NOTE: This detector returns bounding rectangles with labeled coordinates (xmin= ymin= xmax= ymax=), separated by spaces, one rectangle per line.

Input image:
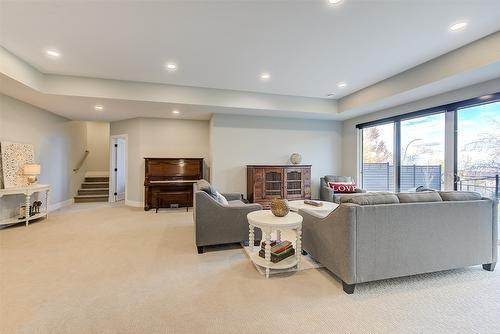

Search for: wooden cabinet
xmin=247 ymin=165 xmax=311 ymax=208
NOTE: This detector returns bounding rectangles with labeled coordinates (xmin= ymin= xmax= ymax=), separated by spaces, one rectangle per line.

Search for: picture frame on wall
xmin=0 ymin=141 xmax=35 ymax=189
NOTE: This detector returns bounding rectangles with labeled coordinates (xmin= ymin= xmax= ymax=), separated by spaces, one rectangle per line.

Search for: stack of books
xmin=258 ymin=240 xmax=295 ymax=263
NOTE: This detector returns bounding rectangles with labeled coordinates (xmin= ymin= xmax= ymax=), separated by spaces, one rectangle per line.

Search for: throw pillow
xmin=200 ymin=186 xmax=228 ymax=205
xmin=328 ymin=182 xmax=357 ymax=193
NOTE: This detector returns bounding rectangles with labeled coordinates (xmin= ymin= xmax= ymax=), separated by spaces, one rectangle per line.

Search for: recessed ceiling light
xmin=449 ymin=21 xmax=468 ymax=32
xmin=166 ymin=63 xmax=177 ymax=71
xmin=172 ymin=110 xmax=180 ymax=114
xmin=328 ymin=0 xmax=343 ymax=4
xmin=46 ymin=49 xmax=60 ymax=57
xmin=337 ymin=82 xmax=347 ymax=88
xmin=260 ymin=73 xmax=271 ymax=80
xmin=479 ymin=94 xmax=493 ymax=100
xmin=94 ymin=105 xmax=104 ymax=111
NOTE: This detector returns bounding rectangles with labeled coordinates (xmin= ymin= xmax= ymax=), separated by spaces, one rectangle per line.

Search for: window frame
xmin=357 ymin=92 xmax=500 ymax=192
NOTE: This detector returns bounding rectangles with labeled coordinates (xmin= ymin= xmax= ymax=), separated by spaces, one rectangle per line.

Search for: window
xmin=457 ymin=101 xmax=500 ymax=199
xmin=356 ymin=92 xmax=499 ymax=195
xmin=361 ymin=123 xmax=394 ymax=191
xmin=400 ymin=113 xmax=445 ymax=191
xmin=357 ymin=93 xmax=499 ymax=241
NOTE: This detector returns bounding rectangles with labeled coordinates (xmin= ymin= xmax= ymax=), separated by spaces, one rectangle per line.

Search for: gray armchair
xmin=320 ymin=175 xmax=366 ymax=203
xmin=193 ymin=181 xmax=262 ymax=254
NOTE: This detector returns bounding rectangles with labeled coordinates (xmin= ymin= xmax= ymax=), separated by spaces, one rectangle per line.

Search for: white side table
xmin=288 ymin=200 xmax=338 ymax=218
xmin=247 ymin=210 xmax=303 ymax=278
xmin=0 ymin=184 xmax=50 ymax=227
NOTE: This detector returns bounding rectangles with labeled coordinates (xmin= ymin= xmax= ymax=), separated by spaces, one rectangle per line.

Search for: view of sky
xmin=457 ymin=101 xmax=500 ymax=172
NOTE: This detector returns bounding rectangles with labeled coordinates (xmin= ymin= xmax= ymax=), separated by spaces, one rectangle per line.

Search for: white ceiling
xmin=1 ymin=0 xmax=500 ymax=99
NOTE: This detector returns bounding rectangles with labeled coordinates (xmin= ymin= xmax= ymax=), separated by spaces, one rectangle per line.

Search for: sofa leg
xmin=197 ymin=246 xmax=204 ymax=254
xmin=483 ymin=263 xmax=496 ymax=271
xmin=301 ymin=249 xmax=308 ymax=256
xmin=254 ymin=239 xmax=261 ymax=247
xmin=342 ymin=281 xmax=356 ymax=294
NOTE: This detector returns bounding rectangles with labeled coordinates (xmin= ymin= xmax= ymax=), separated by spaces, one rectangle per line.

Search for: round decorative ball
xmin=271 ymin=199 xmax=289 ymax=217
xmin=290 ymin=153 xmax=302 ymax=165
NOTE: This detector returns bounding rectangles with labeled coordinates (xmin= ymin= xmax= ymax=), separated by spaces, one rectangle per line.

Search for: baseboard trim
xmin=49 ymin=198 xmax=74 ymax=212
xmin=125 ymin=200 xmax=143 ymax=208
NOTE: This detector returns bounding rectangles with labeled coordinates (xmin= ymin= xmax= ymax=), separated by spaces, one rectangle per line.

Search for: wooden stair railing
xmin=73 ymin=150 xmax=90 ymax=172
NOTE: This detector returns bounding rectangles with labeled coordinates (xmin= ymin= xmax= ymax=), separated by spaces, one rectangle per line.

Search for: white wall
xmin=110 ymin=117 xmax=210 ymax=205
xmin=341 ymin=77 xmax=500 ymax=179
xmin=211 ymin=114 xmax=342 ymax=199
xmin=85 ymin=121 xmax=110 ymax=173
xmin=0 ymin=94 xmax=86 ymax=219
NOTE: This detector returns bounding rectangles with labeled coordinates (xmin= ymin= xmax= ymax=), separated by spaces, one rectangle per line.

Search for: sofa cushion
xmin=338 ymin=193 xmax=367 ymax=203
xmin=438 ymin=191 xmax=482 ymax=201
xmin=343 ymin=192 xmax=399 ymax=205
xmin=325 ymin=175 xmax=352 ymax=183
xmin=397 ymin=191 xmax=443 ymax=203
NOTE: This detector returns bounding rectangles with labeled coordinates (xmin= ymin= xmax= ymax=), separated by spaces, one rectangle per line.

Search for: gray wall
xmin=0 ymin=94 xmax=87 ymax=219
xmin=85 ymin=121 xmax=110 ymax=173
xmin=210 ymin=114 xmax=343 ymax=199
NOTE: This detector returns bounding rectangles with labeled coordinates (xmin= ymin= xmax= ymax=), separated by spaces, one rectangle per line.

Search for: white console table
xmin=0 ymin=184 xmax=50 ymax=227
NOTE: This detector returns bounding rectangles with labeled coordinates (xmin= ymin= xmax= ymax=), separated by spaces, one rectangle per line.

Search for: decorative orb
xmin=271 ymin=199 xmax=289 ymax=217
xmin=290 ymin=153 xmax=302 ymax=165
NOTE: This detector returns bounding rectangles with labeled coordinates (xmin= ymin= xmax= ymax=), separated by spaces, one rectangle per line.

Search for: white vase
xmin=290 ymin=153 xmax=302 ymax=165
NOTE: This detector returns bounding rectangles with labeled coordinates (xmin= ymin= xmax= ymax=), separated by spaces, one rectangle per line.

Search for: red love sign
xmin=327 ymin=182 xmax=357 ymax=193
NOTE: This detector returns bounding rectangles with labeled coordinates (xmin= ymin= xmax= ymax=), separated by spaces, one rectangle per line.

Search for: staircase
xmin=74 ymin=176 xmax=109 ymax=203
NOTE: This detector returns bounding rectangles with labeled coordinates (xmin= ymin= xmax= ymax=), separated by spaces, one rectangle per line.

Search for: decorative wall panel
xmin=0 ymin=141 xmax=35 ymax=188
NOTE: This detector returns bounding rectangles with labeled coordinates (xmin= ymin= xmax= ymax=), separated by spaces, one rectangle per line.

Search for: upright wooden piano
xmin=144 ymin=158 xmax=203 ymax=211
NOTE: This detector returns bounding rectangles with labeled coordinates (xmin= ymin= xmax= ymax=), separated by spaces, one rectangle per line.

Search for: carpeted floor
xmin=1 ymin=203 xmax=499 ymax=334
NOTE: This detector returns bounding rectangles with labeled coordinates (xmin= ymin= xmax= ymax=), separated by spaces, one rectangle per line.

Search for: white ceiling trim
xmin=0 ymin=46 xmax=339 ymax=120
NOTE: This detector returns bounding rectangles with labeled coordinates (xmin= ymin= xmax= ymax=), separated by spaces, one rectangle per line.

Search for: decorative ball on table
xmin=271 ymin=198 xmax=289 ymax=217
xmin=290 ymin=153 xmax=302 ymax=165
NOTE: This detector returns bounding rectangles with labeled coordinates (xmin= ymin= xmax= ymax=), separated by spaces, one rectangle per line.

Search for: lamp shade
xmin=23 ymin=163 xmax=41 ymax=176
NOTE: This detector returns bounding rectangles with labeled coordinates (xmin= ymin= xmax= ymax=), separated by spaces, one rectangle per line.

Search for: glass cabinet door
xmin=285 ymin=169 xmax=303 ymax=198
xmin=263 ymin=169 xmax=283 ymax=199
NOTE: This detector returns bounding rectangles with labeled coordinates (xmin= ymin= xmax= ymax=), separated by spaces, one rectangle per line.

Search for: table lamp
xmin=23 ymin=163 xmax=41 ymax=185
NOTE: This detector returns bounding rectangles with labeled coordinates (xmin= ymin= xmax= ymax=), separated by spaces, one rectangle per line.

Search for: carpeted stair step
xmin=81 ymin=182 xmax=109 ymax=189
xmin=74 ymin=194 xmax=109 ymax=203
xmin=78 ymin=188 xmax=109 ymax=195
xmin=85 ymin=176 xmax=109 ymax=183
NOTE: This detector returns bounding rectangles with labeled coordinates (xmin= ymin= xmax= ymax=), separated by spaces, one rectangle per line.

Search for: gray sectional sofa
xmin=193 ymin=180 xmax=262 ymax=254
xmin=300 ymin=191 xmax=498 ymax=294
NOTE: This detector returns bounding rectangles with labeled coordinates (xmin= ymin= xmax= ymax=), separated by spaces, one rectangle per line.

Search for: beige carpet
xmin=1 ymin=203 xmax=499 ymax=334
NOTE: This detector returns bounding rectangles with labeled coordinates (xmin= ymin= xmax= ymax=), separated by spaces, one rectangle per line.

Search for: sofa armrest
xmin=195 ymin=192 xmax=262 ymax=246
xmin=320 ymin=185 xmax=335 ymax=202
xmin=484 ymin=197 xmax=498 ymax=264
xmin=299 ymin=204 xmax=358 ymax=284
xmin=222 ymin=192 xmax=243 ymax=201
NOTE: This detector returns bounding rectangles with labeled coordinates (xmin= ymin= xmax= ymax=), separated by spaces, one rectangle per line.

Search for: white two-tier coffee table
xmin=247 ymin=210 xmax=303 ymax=278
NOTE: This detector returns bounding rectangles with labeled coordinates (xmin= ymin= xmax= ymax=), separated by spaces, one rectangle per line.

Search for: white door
xmin=113 ymin=138 xmax=126 ymax=201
